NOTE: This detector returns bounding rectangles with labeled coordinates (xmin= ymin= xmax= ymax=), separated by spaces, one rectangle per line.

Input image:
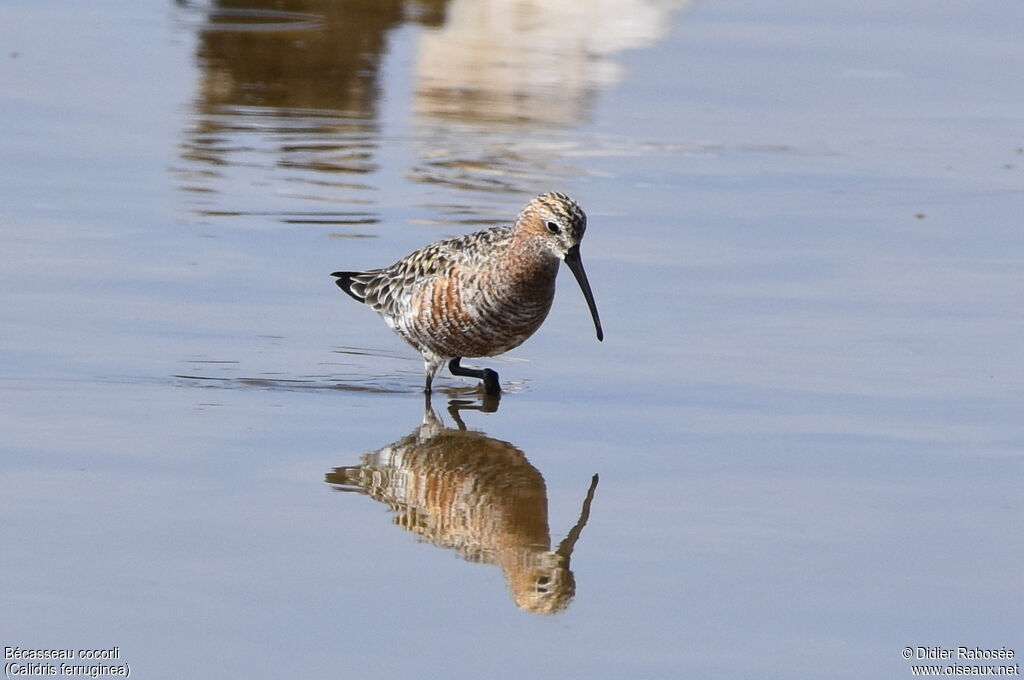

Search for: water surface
xmin=2 ymin=1 xmax=1021 ymax=678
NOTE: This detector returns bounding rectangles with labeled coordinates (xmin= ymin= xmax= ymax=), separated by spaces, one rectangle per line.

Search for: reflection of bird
xmin=331 ymin=193 xmax=602 ymax=395
xmin=326 ymin=401 xmax=599 ymax=614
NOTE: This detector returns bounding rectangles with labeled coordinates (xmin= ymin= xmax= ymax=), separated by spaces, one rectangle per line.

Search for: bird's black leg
xmin=449 ymin=357 xmax=501 ymax=396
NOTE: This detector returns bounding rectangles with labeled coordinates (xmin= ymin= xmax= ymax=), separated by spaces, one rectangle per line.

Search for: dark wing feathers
xmin=330 ymin=226 xmax=513 ymax=315
xmin=330 ymin=271 xmax=367 ymax=303
xmin=331 ymin=268 xmax=397 ymax=315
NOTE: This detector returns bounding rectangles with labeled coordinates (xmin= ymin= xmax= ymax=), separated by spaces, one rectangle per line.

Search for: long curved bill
xmin=563 ymin=245 xmax=604 ymax=342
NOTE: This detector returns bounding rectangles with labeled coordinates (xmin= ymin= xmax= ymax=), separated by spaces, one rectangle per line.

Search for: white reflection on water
xmin=408 ymin=0 xmax=693 ymax=198
xmin=415 ymin=0 xmax=692 ymax=126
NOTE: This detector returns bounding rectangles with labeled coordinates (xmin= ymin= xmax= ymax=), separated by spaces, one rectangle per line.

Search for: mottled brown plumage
xmin=331 ymin=192 xmax=602 ymax=394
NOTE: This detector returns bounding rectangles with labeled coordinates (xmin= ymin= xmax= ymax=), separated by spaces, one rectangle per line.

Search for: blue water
xmin=2 ymin=1 xmax=1021 ymax=678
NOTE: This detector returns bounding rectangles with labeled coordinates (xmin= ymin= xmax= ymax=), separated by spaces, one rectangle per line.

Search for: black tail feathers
xmin=331 ymin=271 xmax=365 ymax=303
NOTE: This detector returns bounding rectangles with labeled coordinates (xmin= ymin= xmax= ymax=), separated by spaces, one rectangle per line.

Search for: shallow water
xmin=2 ymin=0 xmax=1022 ymax=677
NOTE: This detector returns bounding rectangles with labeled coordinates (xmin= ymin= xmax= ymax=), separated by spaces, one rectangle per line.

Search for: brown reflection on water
xmin=326 ymin=399 xmax=599 ymax=614
xmin=175 ymin=0 xmax=446 ymax=218
xmin=187 ymin=0 xmax=432 ymax=114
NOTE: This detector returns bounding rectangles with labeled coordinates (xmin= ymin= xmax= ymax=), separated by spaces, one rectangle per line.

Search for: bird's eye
xmin=546 ymin=221 xmax=561 ymax=234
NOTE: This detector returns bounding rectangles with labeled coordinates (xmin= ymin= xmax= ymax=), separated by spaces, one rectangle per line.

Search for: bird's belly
xmin=400 ymin=279 xmax=553 ymax=359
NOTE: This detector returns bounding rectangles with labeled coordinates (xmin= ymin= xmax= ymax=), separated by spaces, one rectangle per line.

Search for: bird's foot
xmin=481 ymin=369 xmax=500 ymax=396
